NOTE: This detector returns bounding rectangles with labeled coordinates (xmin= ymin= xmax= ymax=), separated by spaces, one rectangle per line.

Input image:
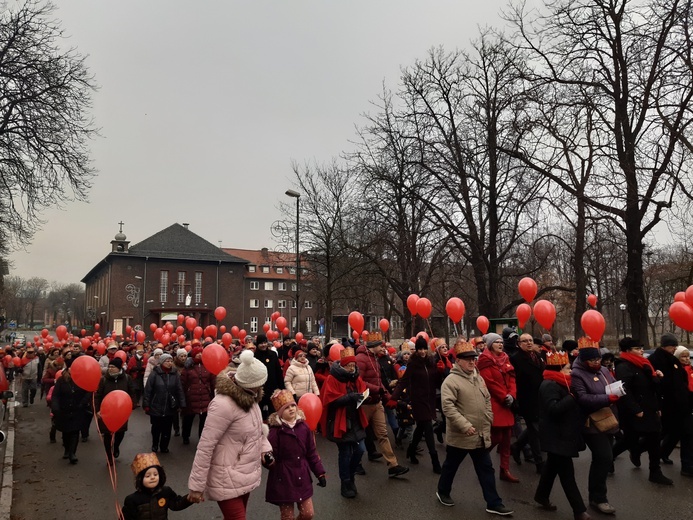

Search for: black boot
xmin=68 ymin=435 xmax=79 ymax=464
xmin=341 ymin=480 xmax=356 ymax=498
xmin=431 ymin=453 xmax=442 ymax=474
xmin=407 ymin=444 xmax=419 ymax=464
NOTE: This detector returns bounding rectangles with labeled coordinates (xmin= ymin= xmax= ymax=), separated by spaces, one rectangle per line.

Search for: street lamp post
xmin=619 ymin=303 xmax=627 ymax=337
xmin=285 ymin=189 xmax=301 ymax=335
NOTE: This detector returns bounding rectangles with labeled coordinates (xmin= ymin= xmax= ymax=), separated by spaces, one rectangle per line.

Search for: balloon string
xmin=92 ymin=393 xmax=124 ymax=520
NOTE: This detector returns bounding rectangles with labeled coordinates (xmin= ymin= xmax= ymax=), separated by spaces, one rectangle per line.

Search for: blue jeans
xmin=437 ymin=445 xmax=503 ymax=508
xmin=337 ymin=440 xmax=366 ymax=482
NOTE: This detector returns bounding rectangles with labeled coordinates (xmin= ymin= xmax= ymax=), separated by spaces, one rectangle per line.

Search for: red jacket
xmin=355 ymin=345 xmax=388 ymax=403
xmin=477 ymin=349 xmax=517 ymax=428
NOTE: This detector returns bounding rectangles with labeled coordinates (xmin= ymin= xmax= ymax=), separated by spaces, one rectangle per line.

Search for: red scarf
xmin=480 ymin=347 xmax=510 ymax=369
xmin=620 ymin=352 xmax=656 ymax=377
xmin=543 ymin=369 xmax=572 ymax=390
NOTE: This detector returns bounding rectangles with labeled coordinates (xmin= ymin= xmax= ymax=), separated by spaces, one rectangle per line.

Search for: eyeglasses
xmin=519 ymin=339 xmax=532 ymax=343
xmin=439 ymin=345 xmax=448 ymax=349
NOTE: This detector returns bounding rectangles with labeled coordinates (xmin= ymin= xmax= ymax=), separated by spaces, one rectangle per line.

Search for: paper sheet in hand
xmin=605 ymin=381 xmax=626 ymax=397
xmin=356 ymin=388 xmax=369 ymax=409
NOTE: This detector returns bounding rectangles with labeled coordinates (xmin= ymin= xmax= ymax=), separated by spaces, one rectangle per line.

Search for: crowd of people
xmin=3 ymin=326 xmax=692 ymax=520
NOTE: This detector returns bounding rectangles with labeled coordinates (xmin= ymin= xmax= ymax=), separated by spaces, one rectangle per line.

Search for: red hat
xmin=340 ymin=347 xmax=356 ymax=366
xmin=192 ymin=347 xmax=203 ymax=358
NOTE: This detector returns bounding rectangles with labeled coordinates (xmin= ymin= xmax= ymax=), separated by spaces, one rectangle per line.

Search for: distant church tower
xmin=111 ymin=221 xmax=130 ymax=253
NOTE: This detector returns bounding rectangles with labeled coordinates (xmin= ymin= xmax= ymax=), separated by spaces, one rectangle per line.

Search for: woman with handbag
xmin=570 ymin=339 xmax=619 ymax=516
xmin=143 ymin=353 xmax=186 ymax=453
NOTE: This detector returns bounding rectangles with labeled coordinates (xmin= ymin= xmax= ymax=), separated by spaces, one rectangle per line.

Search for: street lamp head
xmin=93 ymin=295 xmax=99 ymax=299
xmin=619 ymin=303 xmax=626 ymax=311
xmin=285 ymin=189 xmax=300 ymax=198
xmin=134 ymin=275 xmax=143 ymax=280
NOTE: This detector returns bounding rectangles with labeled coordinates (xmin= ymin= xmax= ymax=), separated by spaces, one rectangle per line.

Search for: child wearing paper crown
xmin=122 ymin=452 xmax=194 ymax=520
xmin=265 ymin=389 xmax=326 ymax=520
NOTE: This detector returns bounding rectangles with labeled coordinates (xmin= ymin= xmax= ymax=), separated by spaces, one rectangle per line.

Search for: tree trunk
xmin=624 ymin=209 xmax=648 ymax=345
xmin=573 ymin=194 xmax=587 ymax=337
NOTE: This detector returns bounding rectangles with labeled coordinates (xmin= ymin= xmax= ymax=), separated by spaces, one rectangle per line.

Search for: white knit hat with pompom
xmin=234 ymin=350 xmax=268 ymax=389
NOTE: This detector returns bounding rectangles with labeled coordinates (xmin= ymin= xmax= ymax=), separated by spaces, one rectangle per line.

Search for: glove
xmin=504 ymin=395 xmax=514 ymax=407
xmin=386 ymin=399 xmax=398 ymax=409
xmin=436 ymin=361 xmax=445 ymax=372
xmin=317 ymin=475 xmax=327 ymax=487
xmin=608 ymin=394 xmax=619 ymax=403
xmin=349 ymin=392 xmax=363 ymax=403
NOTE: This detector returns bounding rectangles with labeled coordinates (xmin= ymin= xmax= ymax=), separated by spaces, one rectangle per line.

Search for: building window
xmin=289 ymin=267 xmax=296 ymax=274
xmin=250 ymin=299 xmax=259 ymax=308
xmin=177 ymin=271 xmax=186 ymax=303
xmin=276 ymin=267 xmax=283 ymax=274
xmin=278 ymin=300 xmax=286 ymax=309
xmin=195 ymin=272 xmax=202 ymax=304
xmin=292 ymin=300 xmax=297 ymax=309
xmin=250 ymin=281 xmax=259 ymax=290
xmin=264 ymin=299 xmax=273 ymax=309
xmin=278 ymin=282 xmax=287 ymax=291
xmin=291 ymin=283 xmax=297 ymax=292
xmin=262 ymin=266 xmax=270 ymax=274
xmin=304 ymin=300 xmax=313 ymax=309
xmin=250 ymin=317 xmax=258 ymax=333
xmin=264 ymin=281 xmax=273 ymax=291
xmin=159 ymin=271 xmax=168 ymax=303
xmin=306 ymin=317 xmax=312 ymax=333
xmin=248 ymin=265 xmax=256 ymax=273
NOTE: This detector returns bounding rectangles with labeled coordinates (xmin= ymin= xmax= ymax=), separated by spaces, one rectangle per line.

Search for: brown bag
xmin=588 ymin=407 xmax=619 ymax=432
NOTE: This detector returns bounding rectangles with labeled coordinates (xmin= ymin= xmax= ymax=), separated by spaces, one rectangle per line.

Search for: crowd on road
xmin=3 ymin=327 xmax=692 ymax=520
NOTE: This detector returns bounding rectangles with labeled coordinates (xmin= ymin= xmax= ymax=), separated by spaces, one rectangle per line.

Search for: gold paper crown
xmin=271 ymin=389 xmax=295 ymax=412
xmin=578 ymin=337 xmax=599 ymax=349
xmin=131 ymin=452 xmax=160 ymax=477
xmin=341 ymin=347 xmax=356 ymax=359
xmin=453 ymin=339 xmax=476 ymax=357
xmin=366 ymin=332 xmax=382 ymax=343
xmin=546 ymin=351 xmax=570 ymax=366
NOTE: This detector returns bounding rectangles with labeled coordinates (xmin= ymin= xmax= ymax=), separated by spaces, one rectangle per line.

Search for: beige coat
xmin=284 ymin=358 xmax=320 ymax=398
xmin=441 ymin=364 xmax=493 ymax=450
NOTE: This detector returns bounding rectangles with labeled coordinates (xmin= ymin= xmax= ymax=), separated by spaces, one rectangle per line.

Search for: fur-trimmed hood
xmin=267 ymin=408 xmax=306 ymax=428
xmin=215 ymin=367 xmax=264 ymax=412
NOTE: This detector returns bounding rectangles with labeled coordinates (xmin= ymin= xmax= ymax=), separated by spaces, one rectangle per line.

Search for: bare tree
xmin=0 ymin=1 xmax=96 ymax=254
xmin=23 ymin=277 xmax=48 ymax=327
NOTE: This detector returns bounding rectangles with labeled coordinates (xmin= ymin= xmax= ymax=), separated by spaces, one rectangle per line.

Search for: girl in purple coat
xmin=265 ymin=389 xmax=326 ymax=520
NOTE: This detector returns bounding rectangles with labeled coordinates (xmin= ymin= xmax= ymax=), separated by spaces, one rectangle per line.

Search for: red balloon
xmin=207 ymin=325 xmax=218 ymax=339
xmin=675 ymin=291 xmax=686 ymax=302
xmin=219 ymin=325 xmax=226 ymax=334
xmin=193 ymin=327 xmax=203 ymax=340
xmin=149 ymin=323 xmax=158 ymax=332
xmin=352 ymin=330 xmax=360 ymax=341
xmin=587 ymin=294 xmax=598 ymax=308
xmin=185 ymin=317 xmax=197 ymax=331
xmin=41 ymin=329 xmax=49 ymax=338
xmin=361 ymin=330 xmax=369 ymax=340
xmin=518 ymin=277 xmax=538 ymax=303
xmin=165 ymin=322 xmax=174 ymax=333
xmin=96 ymin=343 xmax=106 ymax=355
xmin=125 ymin=325 xmax=132 ymax=336
xmin=580 ymin=309 xmax=606 ymax=341
xmin=136 ymin=330 xmax=146 ymax=343
xmin=416 ymin=298 xmax=432 ymax=320
xmin=298 ymin=393 xmax=323 ymax=431
xmin=534 ymin=300 xmax=557 ymax=330
xmin=80 ymin=329 xmax=86 ymax=337
xmin=445 ymin=297 xmax=465 ymax=323
xmin=416 ymin=331 xmax=429 ymax=343
xmin=221 ymin=332 xmax=233 ymax=347
xmin=282 ymin=327 xmax=290 ymax=336
xmin=295 ymin=332 xmax=304 ymax=342
xmin=477 ymin=316 xmax=490 ymax=334
xmin=685 ymin=285 xmax=693 ymax=307
xmin=100 ymin=390 xmax=133 ymax=432
xmin=177 ymin=314 xmax=185 ymax=325
xmin=154 ymin=328 xmax=164 ymax=340
xmin=407 ymin=294 xmax=419 ymax=316
xmin=271 ymin=311 xmax=280 ymax=321
xmin=114 ymin=350 xmax=127 ymax=362
xmin=94 ymin=323 xmax=100 ymax=331
xmin=276 ymin=316 xmax=288 ymax=331
xmin=239 ymin=329 xmax=247 ymax=341
xmin=202 ymin=343 xmax=229 ymax=375
xmin=230 ymin=326 xmax=240 ymax=338
xmin=516 ymin=304 xmax=532 ymax=329
xmin=56 ymin=325 xmax=68 ymax=340
xmin=55 ymin=369 xmax=63 ymax=380
xmin=175 ymin=326 xmax=184 ymax=336
xmin=71 ymin=355 xmax=101 ymax=392
xmin=379 ymin=319 xmax=389 ymax=333
xmin=160 ymin=333 xmax=171 ymax=346
xmin=80 ymin=338 xmax=90 ymax=349
xmin=263 ymin=323 xmax=270 ymax=333
xmin=214 ymin=306 xmax=227 ymax=321
xmin=12 ymin=357 xmax=21 ymax=367
xmin=669 ymin=301 xmax=693 ymax=331
xmin=348 ymin=311 xmax=364 ymax=334
xmin=329 ymin=343 xmax=345 ymax=361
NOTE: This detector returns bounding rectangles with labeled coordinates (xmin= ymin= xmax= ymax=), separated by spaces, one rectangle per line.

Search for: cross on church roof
xmin=118 ymin=221 xmax=125 ymax=233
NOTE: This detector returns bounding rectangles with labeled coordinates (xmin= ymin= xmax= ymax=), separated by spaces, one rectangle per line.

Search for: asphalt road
xmin=9 ymin=396 xmax=693 ymax=520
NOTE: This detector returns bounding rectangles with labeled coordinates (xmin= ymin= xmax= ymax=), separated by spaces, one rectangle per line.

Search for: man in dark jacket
xmin=254 ymin=334 xmax=285 ymax=420
xmin=648 ymin=332 xmax=692 ymax=471
xmin=510 ymin=333 xmax=545 ymax=472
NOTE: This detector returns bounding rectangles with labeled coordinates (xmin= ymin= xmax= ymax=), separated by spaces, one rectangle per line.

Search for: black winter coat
xmin=511 ymin=350 xmax=545 ymax=421
xmin=51 ymin=372 xmax=92 ymax=433
xmin=180 ymin=362 xmax=215 ymax=415
xmin=391 ymin=353 xmax=439 ymax=421
xmin=648 ymin=348 xmax=689 ymax=428
xmin=143 ymin=367 xmax=186 ymax=417
xmin=614 ymin=358 xmax=661 ymax=433
xmin=256 ymin=347 xmax=284 ymax=411
xmin=538 ymin=379 xmax=585 ymax=457
xmin=95 ymin=369 xmax=136 ymax=433
xmin=122 ymin=486 xmax=192 ymax=520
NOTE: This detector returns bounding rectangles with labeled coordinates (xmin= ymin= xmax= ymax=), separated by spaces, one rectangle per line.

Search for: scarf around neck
xmin=480 ymin=347 xmax=509 ymax=369
xmin=619 ymin=352 xmax=656 ymax=377
xmin=543 ymin=369 xmax=572 ymax=390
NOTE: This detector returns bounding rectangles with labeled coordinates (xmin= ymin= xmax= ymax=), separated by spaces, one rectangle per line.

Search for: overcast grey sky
xmin=8 ymin=0 xmax=513 ymax=284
